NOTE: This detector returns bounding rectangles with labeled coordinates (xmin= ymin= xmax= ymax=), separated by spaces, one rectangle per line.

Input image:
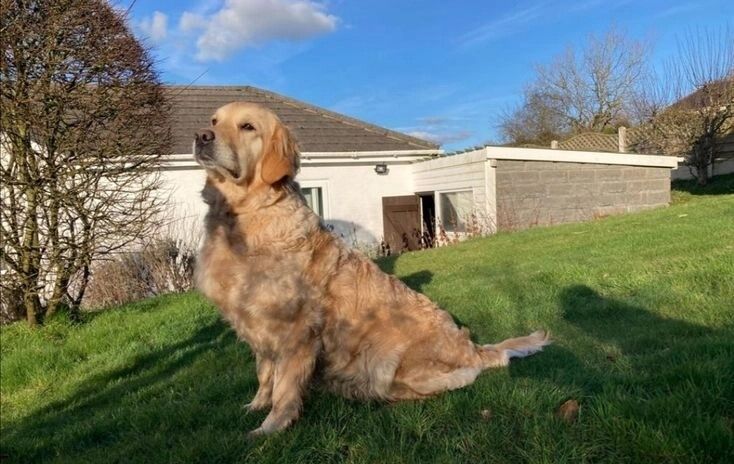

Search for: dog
xmin=193 ymin=102 xmax=550 ymax=437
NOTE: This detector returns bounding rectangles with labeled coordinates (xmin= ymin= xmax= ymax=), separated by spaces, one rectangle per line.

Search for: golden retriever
xmin=193 ymin=102 xmax=550 ymax=437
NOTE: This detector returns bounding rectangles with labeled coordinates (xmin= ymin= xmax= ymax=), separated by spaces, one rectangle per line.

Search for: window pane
xmin=440 ymin=190 xmax=472 ymax=232
xmin=301 ymin=187 xmax=323 ymax=217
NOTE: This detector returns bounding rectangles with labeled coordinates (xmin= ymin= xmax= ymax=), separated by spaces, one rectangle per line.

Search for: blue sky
xmin=120 ymin=0 xmax=731 ymax=151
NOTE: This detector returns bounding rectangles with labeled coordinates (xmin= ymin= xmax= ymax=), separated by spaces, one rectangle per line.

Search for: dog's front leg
xmin=248 ymin=340 xmax=318 ymax=437
xmin=245 ymin=354 xmax=274 ymax=412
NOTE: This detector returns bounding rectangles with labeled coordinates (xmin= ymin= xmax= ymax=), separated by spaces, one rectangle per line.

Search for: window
xmin=439 ymin=190 xmax=473 ymax=232
xmin=301 ymin=186 xmax=324 ymax=217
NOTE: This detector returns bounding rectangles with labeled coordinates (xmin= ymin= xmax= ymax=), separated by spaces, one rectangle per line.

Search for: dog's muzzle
xmin=194 ymin=129 xmax=216 ymax=161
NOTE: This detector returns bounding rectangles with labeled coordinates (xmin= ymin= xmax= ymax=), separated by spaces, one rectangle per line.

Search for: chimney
xmin=618 ymin=126 xmax=627 ymax=153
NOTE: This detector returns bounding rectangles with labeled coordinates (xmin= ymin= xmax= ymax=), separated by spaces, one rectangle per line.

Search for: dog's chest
xmin=196 ymin=236 xmax=317 ymax=344
xmin=195 ymin=237 xmax=240 ymax=308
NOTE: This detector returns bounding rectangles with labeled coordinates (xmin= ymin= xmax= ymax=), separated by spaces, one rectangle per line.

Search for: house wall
xmin=494 ymin=160 xmax=671 ymax=230
xmin=157 ymin=167 xmax=208 ymax=241
xmin=158 ymin=160 xmax=415 ymax=249
xmin=298 ymin=163 xmax=414 ymax=246
xmin=159 ymin=148 xmax=680 ymax=249
xmin=411 ymin=151 xmax=494 ymax=231
xmin=671 ymin=157 xmax=734 ymax=180
xmin=665 ymin=133 xmax=734 ymax=180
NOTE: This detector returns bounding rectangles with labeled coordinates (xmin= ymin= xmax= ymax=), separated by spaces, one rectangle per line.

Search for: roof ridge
xmin=166 ymin=85 xmax=438 ymax=150
xmin=243 ymin=86 xmax=439 ymax=149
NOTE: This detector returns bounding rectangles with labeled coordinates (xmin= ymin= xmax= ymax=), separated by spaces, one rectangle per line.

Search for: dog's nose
xmin=195 ymin=129 xmax=215 ymax=144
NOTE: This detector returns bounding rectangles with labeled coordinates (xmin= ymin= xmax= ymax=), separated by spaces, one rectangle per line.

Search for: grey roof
xmin=166 ymin=86 xmax=439 ymax=154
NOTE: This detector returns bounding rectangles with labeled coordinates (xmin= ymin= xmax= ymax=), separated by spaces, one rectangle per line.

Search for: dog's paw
xmin=247 ymin=427 xmax=264 ymax=439
xmin=243 ymin=400 xmax=270 ymax=413
xmin=246 ymin=427 xmax=271 ymax=440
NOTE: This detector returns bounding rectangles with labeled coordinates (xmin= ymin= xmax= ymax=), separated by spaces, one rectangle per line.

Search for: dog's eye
xmin=211 ymin=118 xmax=217 ymax=126
xmin=240 ymin=123 xmax=255 ymax=131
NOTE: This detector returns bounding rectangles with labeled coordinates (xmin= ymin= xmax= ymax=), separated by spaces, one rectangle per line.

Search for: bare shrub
xmin=634 ymin=27 xmax=734 ymax=185
xmin=327 ymin=222 xmax=384 ymax=258
xmin=83 ymin=237 xmax=196 ymax=310
xmin=501 ymin=27 xmax=650 ymax=145
xmin=436 ymin=211 xmax=496 ymax=247
xmin=82 ymin=256 xmax=148 ymax=310
xmin=1 ymin=0 xmax=172 ymax=325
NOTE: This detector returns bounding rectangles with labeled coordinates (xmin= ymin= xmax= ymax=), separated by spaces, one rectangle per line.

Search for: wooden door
xmin=382 ymin=195 xmax=421 ymax=253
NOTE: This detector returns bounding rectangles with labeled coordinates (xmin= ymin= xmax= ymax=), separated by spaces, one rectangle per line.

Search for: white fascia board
xmin=301 ymin=159 xmax=418 ymax=166
xmin=412 ymin=150 xmax=488 ymax=172
xmin=301 ymin=150 xmax=443 ymax=158
xmin=483 ymin=146 xmax=683 ymax=168
xmin=163 ymin=150 xmax=441 ymax=169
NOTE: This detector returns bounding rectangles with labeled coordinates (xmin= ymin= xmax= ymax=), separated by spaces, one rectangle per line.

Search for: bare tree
xmin=0 ymin=0 xmax=172 ymax=325
xmin=500 ymin=88 xmax=569 ymax=146
xmin=634 ymin=27 xmax=734 ymax=185
xmin=500 ymin=28 xmax=649 ymax=145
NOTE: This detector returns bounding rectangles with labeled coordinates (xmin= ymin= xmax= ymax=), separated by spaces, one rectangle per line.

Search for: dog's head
xmin=194 ymin=102 xmax=299 ymax=187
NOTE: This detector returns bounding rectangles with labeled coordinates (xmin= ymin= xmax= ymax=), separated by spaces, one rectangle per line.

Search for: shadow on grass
xmin=375 ymin=255 xmax=398 ymax=274
xmin=1 ymin=266 xmax=456 ymax=464
xmin=1 ymin=318 xmax=249 ymax=463
xmin=671 ymin=172 xmax=734 ymax=196
xmin=398 ymin=270 xmax=434 ymax=293
xmin=376 ymin=255 xmax=434 ymax=294
xmin=512 ymin=284 xmax=733 ymax=391
xmin=6 ymin=283 xmax=732 ymax=462
xmin=509 ymin=284 xmax=734 ymax=461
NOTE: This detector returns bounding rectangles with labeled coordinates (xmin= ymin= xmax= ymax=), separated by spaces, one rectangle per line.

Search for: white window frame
xmin=299 ymin=179 xmax=331 ymax=219
xmin=437 ymin=188 xmax=475 ymax=233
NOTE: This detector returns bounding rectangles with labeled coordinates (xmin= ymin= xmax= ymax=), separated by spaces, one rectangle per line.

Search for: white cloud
xmin=138 ymin=11 xmax=168 ymax=43
xmin=401 ymin=113 xmax=475 ymax=146
xmin=406 ymin=129 xmax=473 ymax=146
xmin=181 ymin=0 xmax=338 ymax=62
xmin=179 ymin=11 xmax=208 ymax=33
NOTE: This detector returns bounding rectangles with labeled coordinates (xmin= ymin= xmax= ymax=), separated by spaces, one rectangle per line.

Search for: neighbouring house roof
xmin=166 ymin=85 xmax=439 ymax=154
xmin=671 ymin=79 xmax=734 ymax=111
xmin=505 ymin=81 xmax=734 ymax=156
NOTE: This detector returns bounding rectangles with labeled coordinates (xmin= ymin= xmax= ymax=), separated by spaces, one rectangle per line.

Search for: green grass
xmin=2 ymin=175 xmax=734 ymax=464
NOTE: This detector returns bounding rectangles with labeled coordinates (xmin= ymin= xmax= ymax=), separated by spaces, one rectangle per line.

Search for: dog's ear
xmin=261 ymin=123 xmax=299 ymax=185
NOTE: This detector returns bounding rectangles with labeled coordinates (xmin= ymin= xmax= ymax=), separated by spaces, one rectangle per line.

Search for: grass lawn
xmin=2 ymin=175 xmax=733 ymax=463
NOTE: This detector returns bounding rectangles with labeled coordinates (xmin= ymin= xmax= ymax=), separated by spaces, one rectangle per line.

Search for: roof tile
xmin=167 ymin=86 xmax=439 ymax=154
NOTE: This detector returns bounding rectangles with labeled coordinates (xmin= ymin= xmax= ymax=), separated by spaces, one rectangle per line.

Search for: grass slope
xmin=2 ymin=176 xmax=733 ymax=463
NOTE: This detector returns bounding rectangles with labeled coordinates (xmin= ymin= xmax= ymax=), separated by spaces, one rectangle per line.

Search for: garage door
xmin=382 ymin=195 xmax=421 ymax=253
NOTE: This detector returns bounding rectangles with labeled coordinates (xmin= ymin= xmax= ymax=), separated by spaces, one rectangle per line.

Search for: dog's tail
xmin=477 ymin=330 xmax=551 ymax=368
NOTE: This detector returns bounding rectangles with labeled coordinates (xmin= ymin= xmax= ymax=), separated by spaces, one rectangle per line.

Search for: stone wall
xmin=495 ymin=160 xmax=671 ymax=230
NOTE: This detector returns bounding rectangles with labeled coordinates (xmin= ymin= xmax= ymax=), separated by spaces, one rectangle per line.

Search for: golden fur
xmin=193 ymin=102 xmax=550 ymax=436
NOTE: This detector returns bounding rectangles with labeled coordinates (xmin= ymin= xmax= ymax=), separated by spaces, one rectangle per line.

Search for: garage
xmin=410 ymin=145 xmax=680 ymax=243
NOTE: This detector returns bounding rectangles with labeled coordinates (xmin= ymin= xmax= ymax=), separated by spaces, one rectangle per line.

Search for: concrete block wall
xmin=495 ymin=160 xmax=671 ymax=230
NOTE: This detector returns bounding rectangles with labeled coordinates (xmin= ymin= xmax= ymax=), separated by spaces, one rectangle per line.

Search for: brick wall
xmin=495 ymin=160 xmax=671 ymax=230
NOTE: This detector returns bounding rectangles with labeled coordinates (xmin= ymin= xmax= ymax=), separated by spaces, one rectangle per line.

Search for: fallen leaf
xmin=556 ymin=399 xmax=579 ymax=423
